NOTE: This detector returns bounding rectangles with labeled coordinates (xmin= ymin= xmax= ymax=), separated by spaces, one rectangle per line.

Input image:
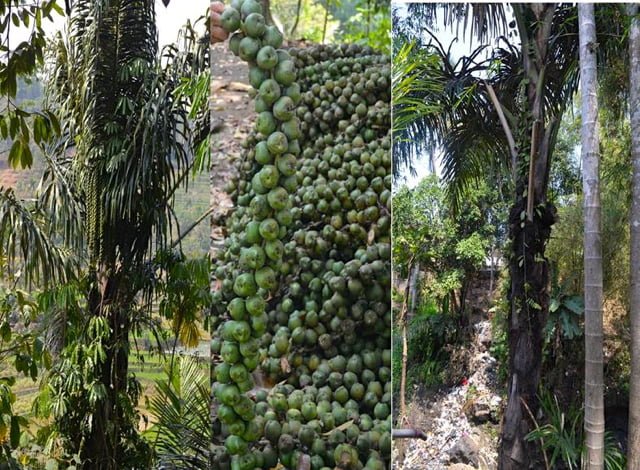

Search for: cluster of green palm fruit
xmin=212 ymin=3 xmax=390 ymax=469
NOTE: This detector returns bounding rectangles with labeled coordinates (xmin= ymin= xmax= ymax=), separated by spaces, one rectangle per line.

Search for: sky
xmin=7 ymin=0 xmax=208 ymax=48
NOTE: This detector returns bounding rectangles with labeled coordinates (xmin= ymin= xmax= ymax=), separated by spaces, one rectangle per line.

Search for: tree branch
xmin=483 ymin=80 xmax=518 ymax=183
xmin=393 ymin=428 xmax=428 ymax=440
xmin=170 ymin=205 xmax=216 ymax=249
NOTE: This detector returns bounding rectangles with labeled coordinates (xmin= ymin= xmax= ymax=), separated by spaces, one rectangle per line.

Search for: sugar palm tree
xmin=46 ymin=2 xmax=208 ymax=466
xmin=393 ymin=4 xmax=624 ymax=468
xmin=1 ymin=0 xmax=209 ymax=467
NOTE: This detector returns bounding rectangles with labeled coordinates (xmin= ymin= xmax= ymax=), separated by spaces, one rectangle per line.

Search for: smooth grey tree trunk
xmin=628 ymin=4 xmax=640 ymax=468
xmin=579 ymin=4 xmax=605 ymax=469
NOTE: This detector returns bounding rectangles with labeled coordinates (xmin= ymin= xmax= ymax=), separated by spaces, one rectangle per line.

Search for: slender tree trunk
xmin=450 ymin=289 xmax=458 ymax=315
xmin=579 ymin=4 xmax=605 ymax=468
xmin=499 ymin=5 xmax=559 ymax=468
xmin=408 ymin=262 xmax=419 ymax=316
xmin=290 ymin=0 xmax=303 ymax=37
xmin=460 ymin=279 xmax=468 ymax=316
xmin=321 ymin=5 xmax=328 ymax=44
xmin=400 ymin=318 xmax=408 ymax=418
xmin=628 ymin=4 xmax=640 ymax=467
xmin=489 ymin=244 xmax=495 ymax=296
xmin=398 ymin=258 xmax=414 ymax=424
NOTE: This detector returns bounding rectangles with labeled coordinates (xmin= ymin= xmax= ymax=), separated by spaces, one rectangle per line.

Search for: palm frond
xmin=147 ymin=356 xmax=210 ymax=469
xmin=398 ymin=3 xmax=510 ymax=46
xmin=0 ymin=188 xmax=76 ymax=287
xmin=36 ymin=153 xmax=86 ymax=257
xmin=392 ymin=41 xmax=443 ymax=176
xmin=392 ymin=36 xmax=513 ymax=209
xmin=391 ymin=4 xmax=591 ymax=210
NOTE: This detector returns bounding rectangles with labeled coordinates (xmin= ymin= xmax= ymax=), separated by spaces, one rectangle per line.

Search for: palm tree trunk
xmin=628 ymin=4 xmax=640 ymax=468
xmin=82 ymin=270 xmax=135 ymax=470
xmin=501 ymin=188 xmax=555 ymax=470
xmin=579 ymin=5 xmax=605 ymax=468
xmin=499 ymin=6 xmax=559 ymax=468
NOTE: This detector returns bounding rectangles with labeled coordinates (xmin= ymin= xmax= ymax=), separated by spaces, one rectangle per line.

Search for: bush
xmin=404 ymin=299 xmax=456 ymax=389
xmin=526 ymin=390 xmax=626 ymax=470
xmin=489 ymin=274 xmax=510 ymax=384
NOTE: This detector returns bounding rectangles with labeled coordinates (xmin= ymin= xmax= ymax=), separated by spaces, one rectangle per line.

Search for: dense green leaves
xmin=0 ymin=0 xmax=64 ymax=168
xmin=0 ymin=188 xmax=75 ymax=286
xmin=146 ymin=356 xmax=210 ymax=469
xmin=0 ymin=284 xmax=53 ymax=462
xmin=392 ymin=175 xmax=504 ymax=309
xmin=155 ymin=251 xmax=212 ymax=348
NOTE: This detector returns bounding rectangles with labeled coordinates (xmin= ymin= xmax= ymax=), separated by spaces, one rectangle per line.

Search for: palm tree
xmin=46 ymin=3 xmax=187 ymax=466
xmin=0 ymin=1 xmax=208 ymax=467
xmin=394 ymin=5 xmax=578 ymax=467
xmin=628 ymin=4 xmax=640 ymax=467
xmin=578 ymin=4 xmax=604 ymax=468
xmin=393 ymin=4 xmax=626 ymax=468
xmin=46 ymin=3 xmax=208 ymax=466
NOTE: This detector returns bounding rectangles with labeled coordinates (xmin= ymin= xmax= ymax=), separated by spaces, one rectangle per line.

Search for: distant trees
xmin=392 ymin=175 xmax=504 ymax=319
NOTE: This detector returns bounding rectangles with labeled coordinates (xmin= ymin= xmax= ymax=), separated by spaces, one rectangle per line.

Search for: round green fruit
xmin=263 ymin=25 xmax=283 ymax=48
xmin=274 ymin=60 xmax=296 ymax=86
xmin=256 ymin=45 xmax=278 ymax=70
xmin=255 ymin=111 xmax=277 ymax=135
xmin=259 ymin=79 xmax=281 ymax=105
xmin=240 ymin=0 xmax=262 ymax=17
xmin=267 ymin=131 xmax=288 ymax=155
xmin=238 ymin=37 xmax=260 ymax=61
xmin=220 ymin=7 xmax=241 ymax=32
xmin=225 ymin=435 xmax=248 ymax=455
xmin=242 ymin=12 xmax=266 ymax=38
xmin=233 ymin=273 xmax=257 ymax=297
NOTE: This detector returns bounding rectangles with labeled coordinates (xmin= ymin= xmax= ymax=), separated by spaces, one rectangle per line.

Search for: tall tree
xmin=39 ymin=1 xmax=208 ymax=467
xmin=0 ymin=0 xmax=208 ymax=466
xmin=578 ymin=4 xmax=604 ymax=468
xmin=394 ymin=5 xmax=579 ymax=467
xmin=628 ymin=3 xmax=640 ymax=467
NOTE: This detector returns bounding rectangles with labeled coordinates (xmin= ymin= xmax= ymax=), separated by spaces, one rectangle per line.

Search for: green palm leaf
xmin=147 ymin=356 xmax=210 ymax=469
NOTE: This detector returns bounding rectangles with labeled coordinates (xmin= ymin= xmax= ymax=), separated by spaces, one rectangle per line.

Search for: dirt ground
xmin=209 ymin=42 xmax=253 ymax=261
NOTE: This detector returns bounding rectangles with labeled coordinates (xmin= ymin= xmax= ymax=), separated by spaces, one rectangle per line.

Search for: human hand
xmin=211 ymin=1 xmax=229 ymax=43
